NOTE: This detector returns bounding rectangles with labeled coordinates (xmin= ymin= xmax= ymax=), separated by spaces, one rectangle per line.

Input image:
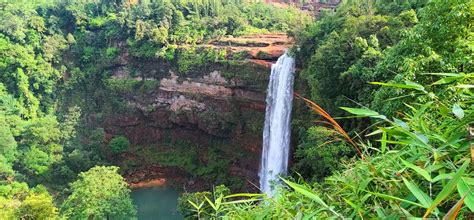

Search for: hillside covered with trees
xmin=0 ymin=0 xmax=307 ymax=218
xmin=0 ymin=0 xmax=473 ymax=219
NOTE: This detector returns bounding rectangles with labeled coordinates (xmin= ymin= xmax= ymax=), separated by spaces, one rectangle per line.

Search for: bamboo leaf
xmin=457 ymin=178 xmax=474 ymax=212
xmin=394 ymin=118 xmax=409 ymax=129
xmin=401 ymin=159 xmax=432 ymax=182
xmin=425 ymin=164 xmax=444 ymax=173
xmin=374 ymin=206 xmax=386 ymax=218
xmin=364 ymin=190 xmax=425 ymax=208
xmin=423 ymin=160 xmax=470 ymax=219
xmin=413 ymin=102 xmax=433 ymax=120
xmin=340 ymin=107 xmax=387 ymax=119
xmin=222 ymin=198 xmax=261 ymax=205
xmin=223 ymin=193 xmax=264 ymax=199
xmin=456 ymin=84 xmax=474 ymax=89
xmin=357 ymin=178 xmax=372 ymax=193
xmin=282 ymin=178 xmax=344 ymax=218
xmin=343 ymin=197 xmax=365 ymax=213
xmin=432 ymin=76 xmax=464 ymax=85
xmin=281 ymin=178 xmax=328 ymax=207
xmin=366 ymin=129 xmax=383 ymax=137
xmin=188 ymin=200 xmax=203 ymax=210
xmin=402 ymin=177 xmax=433 ymax=208
xmin=432 ymin=173 xmax=454 ymax=182
xmin=421 ymin=73 xmax=462 ymax=77
xmin=443 ymin=193 xmax=468 ymax=220
xmin=205 ymin=196 xmax=217 ymax=211
xmin=215 ymin=195 xmax=223 ymax=210
xmin=462 ymin=177 xmax=474 ymax=185
xmin=370 ymin=81 xmax=425 ymax=91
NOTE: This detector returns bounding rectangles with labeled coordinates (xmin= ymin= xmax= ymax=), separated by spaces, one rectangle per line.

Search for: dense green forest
xmin=0 ymin=0 xmax=306 ymax=218
xmin=0 ymin=0 xmax=473 ymax=219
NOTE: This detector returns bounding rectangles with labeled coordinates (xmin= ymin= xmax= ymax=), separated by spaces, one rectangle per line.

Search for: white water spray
xmin=259 ymin=53 xmax=295 ymax=197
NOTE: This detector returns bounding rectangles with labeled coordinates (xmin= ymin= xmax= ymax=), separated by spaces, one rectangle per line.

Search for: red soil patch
xmin=129 ymin=178 xmax=166 ymax=188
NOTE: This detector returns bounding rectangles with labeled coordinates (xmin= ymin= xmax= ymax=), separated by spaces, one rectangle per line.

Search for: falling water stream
xmin=260 ymin=53 xmax=295 ymax=197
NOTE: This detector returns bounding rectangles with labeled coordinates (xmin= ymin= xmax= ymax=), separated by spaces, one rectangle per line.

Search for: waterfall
xmin=260 ymin=53 xmax=295 ymax=197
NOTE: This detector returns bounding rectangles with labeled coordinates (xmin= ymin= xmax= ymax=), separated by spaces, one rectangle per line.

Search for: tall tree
xmin=16 ymin=192 xmax=58 ymax=220
xmin=0 ymin=114 xmax=17 ymax=177
xmin=61 ymin=166 xmax=136 ymax=219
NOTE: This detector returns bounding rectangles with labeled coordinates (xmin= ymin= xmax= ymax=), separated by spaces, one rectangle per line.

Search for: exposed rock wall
xmin=99 ymin=34 xmax=292 ymax=191
xmin=264 ymin=0 xmax=341 ymax=15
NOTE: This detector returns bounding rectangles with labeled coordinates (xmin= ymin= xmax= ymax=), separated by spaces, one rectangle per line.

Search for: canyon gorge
xmin=92 ymin=34 xmax=296 ymax=191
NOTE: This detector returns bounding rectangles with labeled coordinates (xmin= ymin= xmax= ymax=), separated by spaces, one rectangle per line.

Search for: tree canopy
xmin=61 ymin=166 xmax=136 ymax=219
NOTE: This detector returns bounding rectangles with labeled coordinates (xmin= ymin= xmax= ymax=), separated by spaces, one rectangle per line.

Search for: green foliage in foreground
xmin=61 ymin=166 xmax=136 ymax=219
xmin=182 ymin=72 xmax=474 ymax=219
xmin=178 ymin=185 xmax=232 ymax=218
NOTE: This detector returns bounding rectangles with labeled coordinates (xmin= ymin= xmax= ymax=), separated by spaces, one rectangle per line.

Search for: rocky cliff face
xmin=99 ymin=34 xmax=292 ymax=191
xmin=264 ymin=0 xmax=341 ymax=15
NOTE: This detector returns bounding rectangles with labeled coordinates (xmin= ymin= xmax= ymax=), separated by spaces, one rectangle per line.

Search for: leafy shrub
xmin=296 ymin=0 xmax=424 ymax=125
xmin=293 ymin=126 xmax=352 ymax=180
xmin=16 ymin=192 xmax=58 ymax=219
xmin=105 ymin=47 xmax=119 ymax=60
xmin=176 ymin=47 xmax=227 ymax=75
xmin=177 ymin=185 xmax=231 ymax=218
xmin=108 ymin=136 xmax=130 ymax=154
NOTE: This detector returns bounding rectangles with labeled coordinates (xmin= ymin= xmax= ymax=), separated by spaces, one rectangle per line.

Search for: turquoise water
xmin=131 ymin=186 xmax=183 ymax=220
